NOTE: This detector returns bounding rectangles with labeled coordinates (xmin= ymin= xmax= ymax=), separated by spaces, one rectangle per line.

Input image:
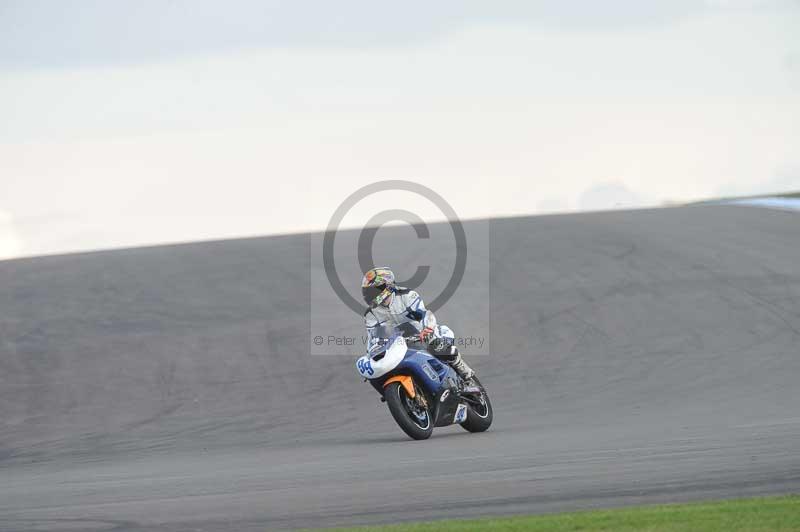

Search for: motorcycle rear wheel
xmin=460 ymin=376 xmax=493 ymax=433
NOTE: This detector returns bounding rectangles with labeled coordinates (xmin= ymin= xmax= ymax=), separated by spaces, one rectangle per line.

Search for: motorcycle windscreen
xmin=368 ymin=323 xmax=394 ymax=356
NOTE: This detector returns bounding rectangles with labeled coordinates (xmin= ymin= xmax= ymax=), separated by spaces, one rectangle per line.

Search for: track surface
xmin=1 ymin=206 xmax=799 ymax=531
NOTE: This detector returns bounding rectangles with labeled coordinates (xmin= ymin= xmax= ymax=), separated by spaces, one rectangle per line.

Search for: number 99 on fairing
xmin=356 ymin=357 xmax=374 ymax=377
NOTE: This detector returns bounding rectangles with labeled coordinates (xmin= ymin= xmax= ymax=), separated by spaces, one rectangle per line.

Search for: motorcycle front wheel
xmin=384 ymin=381 xmax=433 ymax=440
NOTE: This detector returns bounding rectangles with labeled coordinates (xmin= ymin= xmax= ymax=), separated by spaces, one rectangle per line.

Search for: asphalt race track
xmin=1 ymin=205 xmax=799 ymax=531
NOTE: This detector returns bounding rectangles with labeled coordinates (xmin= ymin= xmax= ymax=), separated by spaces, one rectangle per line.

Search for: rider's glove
xmin=419 ymin=326 xmax=435 ymax=343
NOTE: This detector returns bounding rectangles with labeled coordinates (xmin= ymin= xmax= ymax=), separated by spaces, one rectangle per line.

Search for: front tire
xmin=384 ymin=381 xmax=433 ymax=440
xmin=460 ymin=376 xmax=493 ymax=433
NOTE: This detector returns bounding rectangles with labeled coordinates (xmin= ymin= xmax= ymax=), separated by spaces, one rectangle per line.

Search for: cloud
xmin=0 ymin=0 xmax=706 ymax=69
xmin=0 ymin=210 xmax=23 ymax=260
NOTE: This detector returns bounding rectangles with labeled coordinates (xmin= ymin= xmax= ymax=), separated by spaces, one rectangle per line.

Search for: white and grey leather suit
xmin=364 ymin=287 xmax=459 ymax=361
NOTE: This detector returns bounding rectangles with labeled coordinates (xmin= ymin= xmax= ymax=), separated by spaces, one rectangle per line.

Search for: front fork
xmin=382 ymin=375 xmax=429 ymax=410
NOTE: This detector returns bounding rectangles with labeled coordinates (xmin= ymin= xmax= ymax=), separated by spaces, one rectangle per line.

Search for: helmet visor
xmin=361 ymin=284 xmax=385 ymax=306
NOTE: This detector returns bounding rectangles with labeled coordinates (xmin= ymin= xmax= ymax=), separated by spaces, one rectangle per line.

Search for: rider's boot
xmin=428 ymin=339 xmax=475 ymax=381
xmin=449 ymin=351 xmax=475 ymax=381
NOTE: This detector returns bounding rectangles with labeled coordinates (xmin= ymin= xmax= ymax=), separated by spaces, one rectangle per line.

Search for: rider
xmin=361 ymin=267 xmax=475 ymax=380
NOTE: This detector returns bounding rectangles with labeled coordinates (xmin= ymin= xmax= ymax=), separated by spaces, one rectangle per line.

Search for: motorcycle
xmin=355 ymin=325 xmax=493 ymax=440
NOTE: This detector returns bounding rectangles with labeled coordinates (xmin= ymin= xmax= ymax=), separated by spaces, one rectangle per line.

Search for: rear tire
xmin=384 ymin=381 xmax=433 ymax=440
xmin=460 ymin=376 xmax=493 ymax=433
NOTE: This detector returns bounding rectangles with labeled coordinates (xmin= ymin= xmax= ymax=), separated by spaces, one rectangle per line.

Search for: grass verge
xmin=307 ymin=495 xmax=800 ymax=531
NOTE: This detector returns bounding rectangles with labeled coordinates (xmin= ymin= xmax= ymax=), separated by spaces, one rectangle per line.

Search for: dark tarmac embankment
xmin=1 ymin=205 xmax=799 ymax=531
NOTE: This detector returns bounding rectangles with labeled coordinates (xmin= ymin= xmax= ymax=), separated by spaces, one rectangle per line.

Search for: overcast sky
xmin=1 ymin=0 xmax=799 ymax=259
